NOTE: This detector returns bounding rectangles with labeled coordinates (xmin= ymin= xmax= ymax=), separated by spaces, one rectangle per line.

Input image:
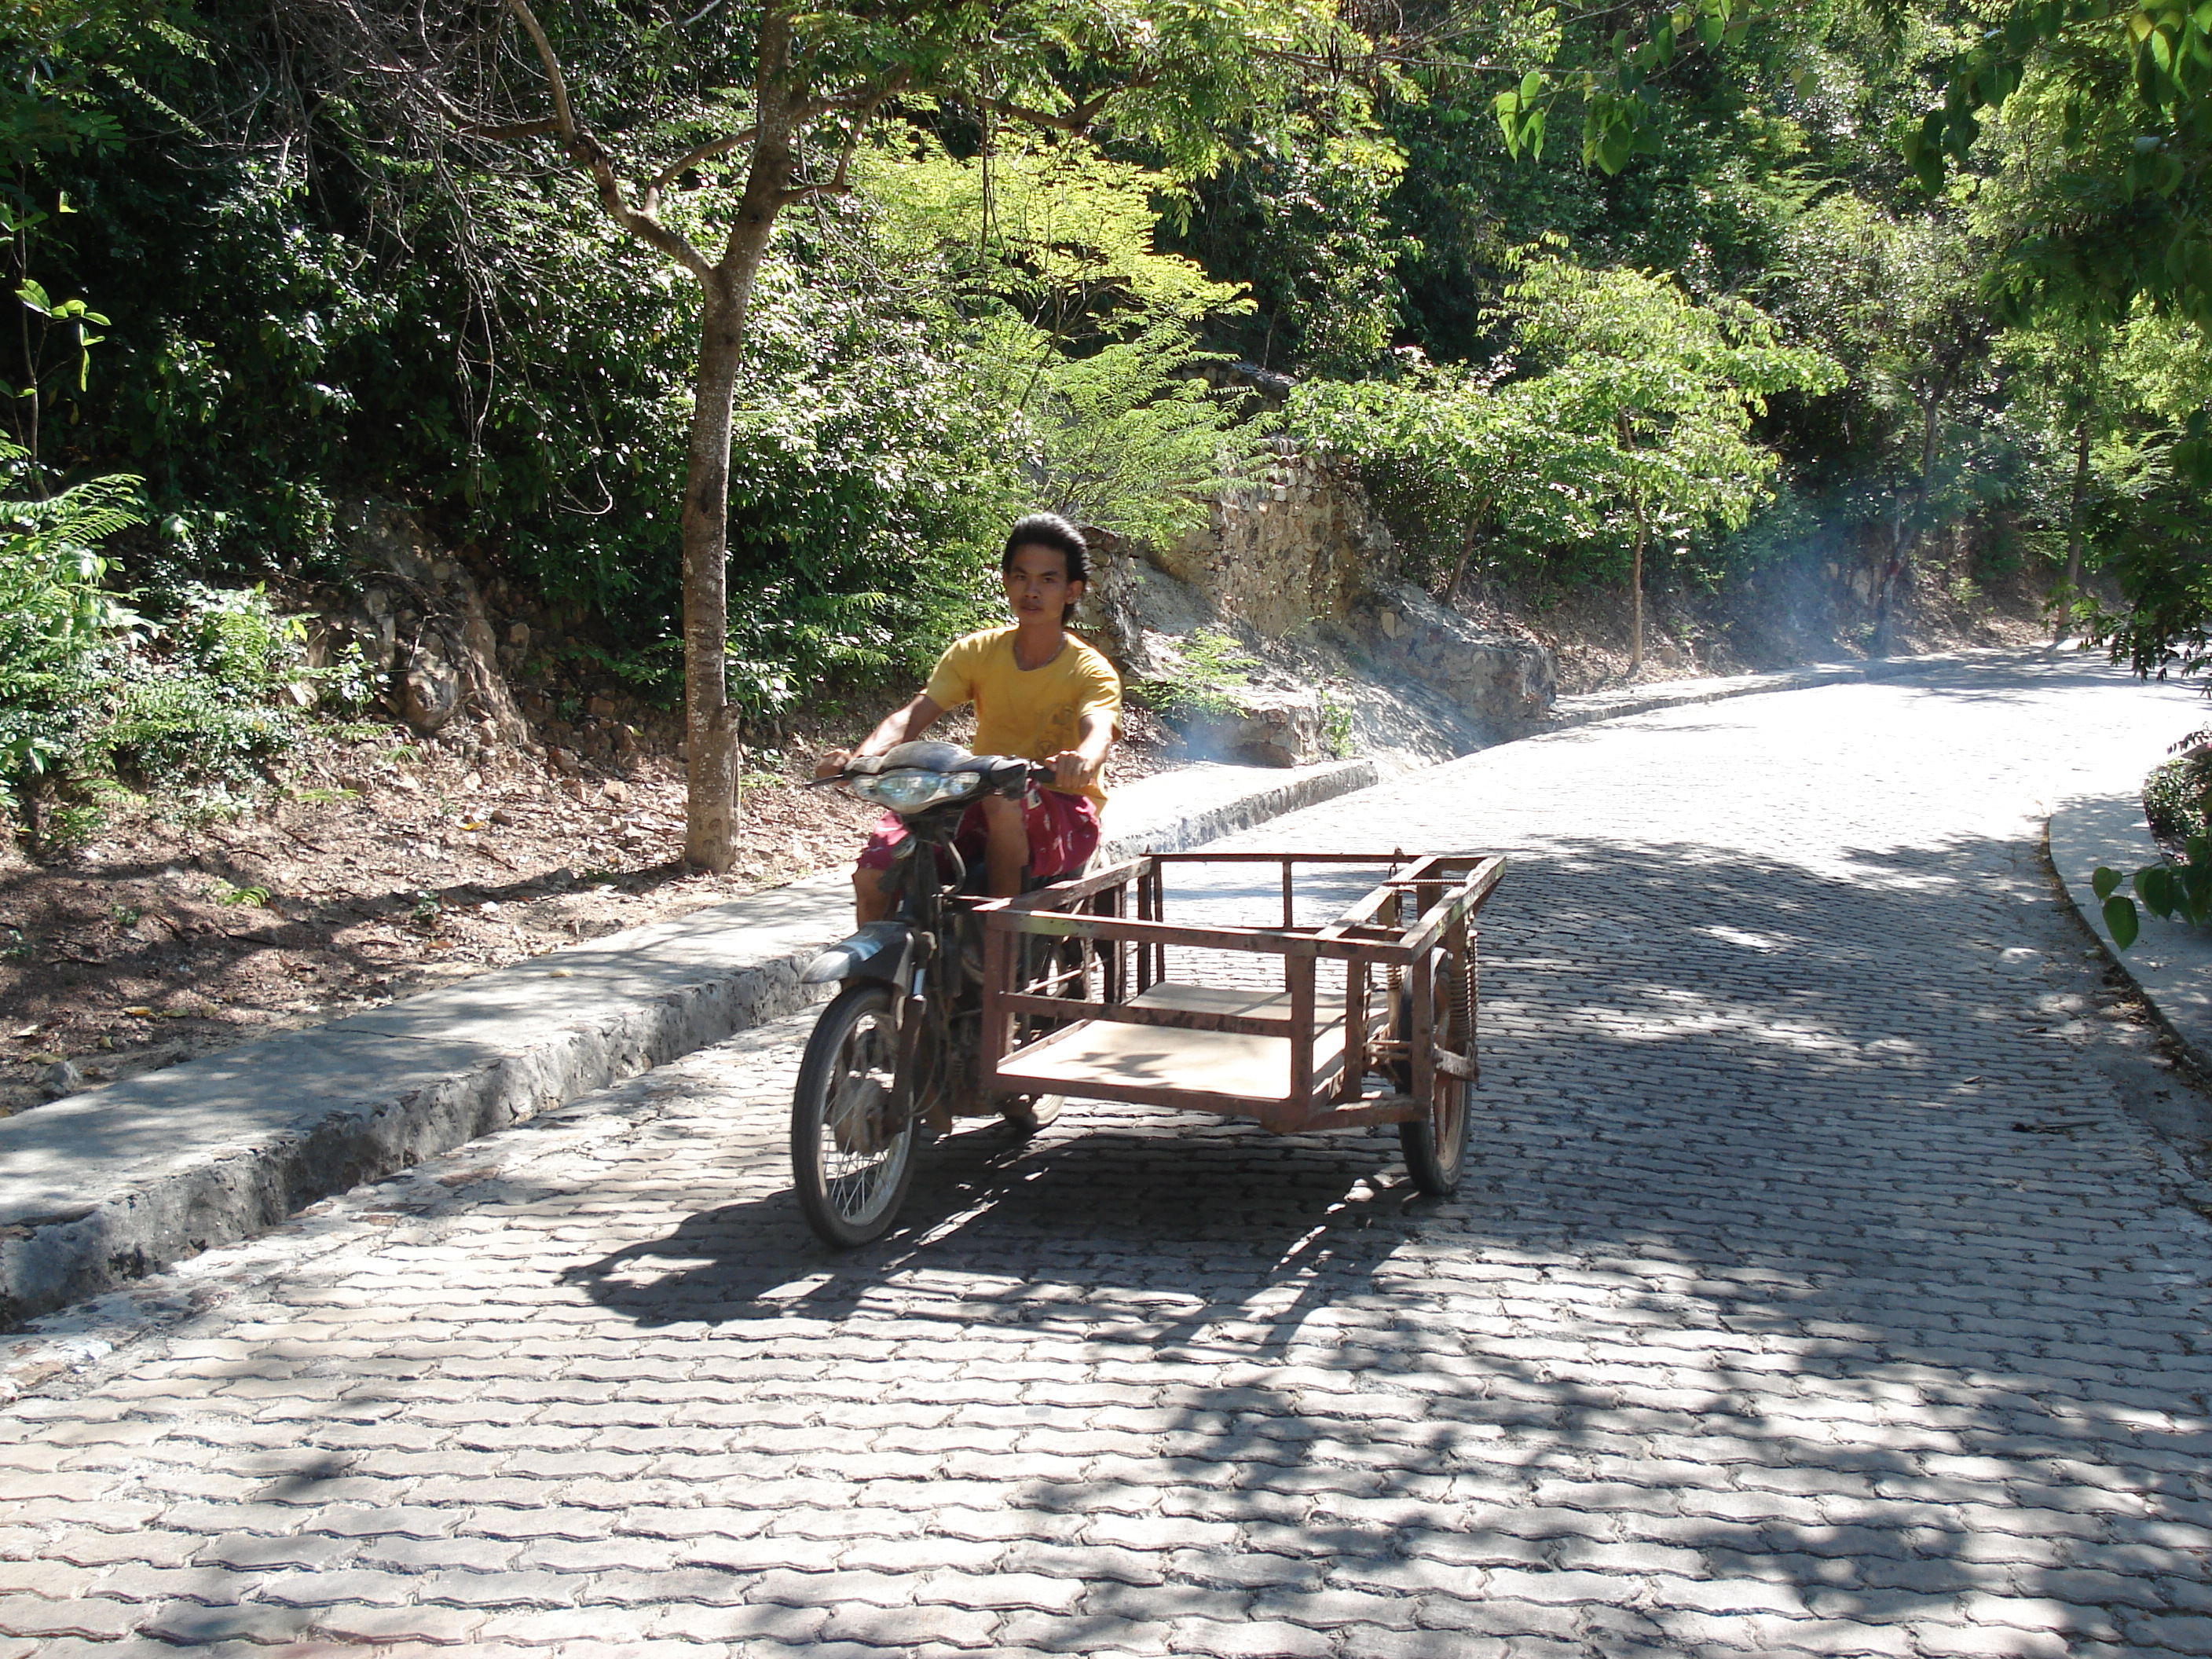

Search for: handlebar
xmin=808 ymin=755 xmax=1056 ymax=793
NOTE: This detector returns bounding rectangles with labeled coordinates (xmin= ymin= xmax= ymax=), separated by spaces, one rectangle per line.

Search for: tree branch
xmin=776 ymin=70 xmax=906 ymax=205
xmin=498 ymin=0 xmax=714 ymax=283
xmin=973 ymin=96 xmax=1095 ymax=136
xmin=646 ymin=127 xmax=761 ymax=211
xmin=458 ymin=117 xmax=562 ymax=141
xmin=973 ymin=76 xmax=1139 ymax=140
xmin=498 ymin=0 xmax=580 ymax=141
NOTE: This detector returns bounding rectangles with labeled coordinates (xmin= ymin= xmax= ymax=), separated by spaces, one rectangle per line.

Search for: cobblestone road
xmin=6 ymin=654 xmax=2212 ymax=1659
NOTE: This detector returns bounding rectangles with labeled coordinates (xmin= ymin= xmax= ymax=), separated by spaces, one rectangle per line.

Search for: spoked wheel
xmin=1397 ymin=955 xmax=1473 ymax=1196
xmin=792 ymin=983 xmax=920 ymax=1247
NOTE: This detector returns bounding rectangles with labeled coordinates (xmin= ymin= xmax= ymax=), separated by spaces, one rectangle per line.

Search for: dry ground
xmin=0 ymin=705 xmax=1179 ymax=1119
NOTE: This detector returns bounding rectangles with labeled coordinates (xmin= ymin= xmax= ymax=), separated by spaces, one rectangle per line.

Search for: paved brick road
xmin=5 ymin=654 xmax=2212 ymax=1659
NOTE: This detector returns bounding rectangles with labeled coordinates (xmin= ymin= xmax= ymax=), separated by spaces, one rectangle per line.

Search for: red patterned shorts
xmin=855 ymin=787 xmax=1100 ymax=882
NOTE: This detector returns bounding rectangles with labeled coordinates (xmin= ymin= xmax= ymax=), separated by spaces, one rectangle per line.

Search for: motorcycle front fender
xmin=800 ymin=921 xmax=914 ymax=987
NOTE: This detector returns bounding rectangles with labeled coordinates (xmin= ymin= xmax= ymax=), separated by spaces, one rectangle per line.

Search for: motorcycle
xmin=793 ymin=741 xmax=1070 ymax=1247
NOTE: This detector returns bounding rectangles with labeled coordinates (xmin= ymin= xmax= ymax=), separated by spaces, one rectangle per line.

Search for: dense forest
xmin=7 ymin=0 xmax=2212 ymax=859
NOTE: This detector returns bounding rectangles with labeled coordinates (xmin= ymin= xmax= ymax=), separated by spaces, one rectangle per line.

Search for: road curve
xmin=2 ymin=652 xmax=2210 ymax=1659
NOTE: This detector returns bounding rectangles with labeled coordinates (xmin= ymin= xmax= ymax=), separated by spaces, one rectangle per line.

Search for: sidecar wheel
xmin=793 ymin=983 xmax=918 ymax=1247
xmin=998 ymin=1093 xmax=1064 ymax=1134
xmin=1395 ymin=955 xmax=1474 ymax=1197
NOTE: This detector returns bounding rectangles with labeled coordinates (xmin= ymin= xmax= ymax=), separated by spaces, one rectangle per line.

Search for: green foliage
xmin=1174 ymin=124 xmax=1415 ymax=375
xmin=2144 ymin=746 xmax=2212 ymax=842
xmin=865 ymin=137 xmax=1265 ymax=547
xmin=2041 ymin=313 xmax=2212 ymax=676
xmin=101 ymin=660 xmax=304 ymax=791
xmin=13 ymin=0 xmax=2209 ymax=745
xmin=1287 ymin=249 xmax=1839 ymax=597
xmin=1910 ymin=0 xmax=2212 ymax=324
xmin=877 ymin=142 xmax=1247 ymax=342
xmin=2093 ymin=738 xmax=2212 ymax=948
xmin=0 ymin=447 xmax=142 ymax=822
xmin=170 ymin=582 xmax=307 ymax=696
xmin=0 ymin=452 xmax=358 ymax=844
xmin=2096 ymin=836 xmax=2212 ymax=948
xmin=1130 ymin=629 xmax=1260 ymax=725
xmin=0 ymin=0 xmax=201 ymax=171
xmin=1317 ymin=689 xmax=1354 ymax=759
xmin=1492 ymin=0 xmax=1767 ymax=176
xmin=1026 ymin=322 xmax=1262 ymax=546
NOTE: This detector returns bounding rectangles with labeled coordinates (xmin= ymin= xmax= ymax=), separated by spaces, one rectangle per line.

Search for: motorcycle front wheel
xmin=792 ymin=982 xmax=919 ymax=1247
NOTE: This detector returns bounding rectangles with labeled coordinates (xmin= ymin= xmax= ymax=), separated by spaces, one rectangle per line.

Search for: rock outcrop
xmin=1341 ymin=583 xmax=1557 ymax=734
xmin=1148 ymin=443 xmax=1385 ymax=639
xmin=1171 ymin=685 xmax=1331 ymax=769
xmin=1078 ymin=444 xmax=1557 ymax=768
xmin=332 ymin=503 xmax=530 ymax=747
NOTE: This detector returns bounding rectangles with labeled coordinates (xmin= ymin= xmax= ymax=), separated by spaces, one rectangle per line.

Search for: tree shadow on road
xmin=66 ymin=818 xmax=2183 ymax=1657
xmin=520 ymin=826 xmax=2212 ymax=1650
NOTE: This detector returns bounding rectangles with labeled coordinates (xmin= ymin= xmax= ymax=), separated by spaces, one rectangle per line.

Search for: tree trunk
xmin=2056 ymin=403 xmax=2092 ymax=646
xmin=1873 ymin=393 xmax=1943 ymax=658
xmin=1443 ymin=515 xmax=1479 ymax=605
xmin=679 ymin=280 xmax=744 ymax=872
xmin=1629 ymin=488 xmax=1646 ymax=673
xmin=1617 ymin=412 xmax=1646 ymax=674
xmin=678 ymin=41 xmax=802 ymax=873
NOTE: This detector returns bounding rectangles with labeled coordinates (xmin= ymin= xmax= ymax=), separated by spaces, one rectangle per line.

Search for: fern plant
xmin=0 ymin=447 xmax=143 ymax=829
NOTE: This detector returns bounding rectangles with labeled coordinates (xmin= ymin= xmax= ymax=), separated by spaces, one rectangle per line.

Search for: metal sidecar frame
xmin=972 ymin=851 xmax=1505 ymax=1184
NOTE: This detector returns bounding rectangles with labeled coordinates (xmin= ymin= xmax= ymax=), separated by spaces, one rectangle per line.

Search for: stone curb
xmin=0 ymin=757 xmax=1375 ymax=1329
xmin=1536 ymin=646 xmax=2010 ymax=733
xmin=2048 ymin=790 xmax=2212 ymax=1075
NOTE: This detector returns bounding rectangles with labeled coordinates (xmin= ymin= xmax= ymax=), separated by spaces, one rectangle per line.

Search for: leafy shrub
xmin=1129 ymin=630 xmax=1260 ymax=725
xmin=0 ymin=451 xmax=144 ymax=837
xmin=93 ymin=584 xmax=328 ymax=798
xmin=2095 ymin=737 xmax=2212 ymax=948
xmin=101 ymin=661 xmax=304 ymax=790
xmin=170 ymin=583 xmax=310 ymax=698
xmin=0 ymin=470 xmax=353 ymax=848
xmin=2143 ymin=747 xmax=2212 ymax=844
xmin=2095 ymin=838 xmax=2212 ymax=947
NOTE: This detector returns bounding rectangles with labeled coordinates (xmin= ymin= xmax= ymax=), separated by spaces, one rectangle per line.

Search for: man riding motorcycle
xmin=816 ymin=513 xmax=1121 ymax=920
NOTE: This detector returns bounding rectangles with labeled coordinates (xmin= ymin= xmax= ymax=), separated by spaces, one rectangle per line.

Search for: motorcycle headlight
xmin=848 ymin=769 xmax=983 ymax=812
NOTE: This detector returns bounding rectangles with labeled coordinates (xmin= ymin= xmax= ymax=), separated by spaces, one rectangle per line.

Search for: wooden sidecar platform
xmin=976 ymin=851 xmax=1504 ymax=1135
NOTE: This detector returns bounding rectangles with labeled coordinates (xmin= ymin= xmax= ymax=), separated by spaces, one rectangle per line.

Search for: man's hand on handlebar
xmin=1046 ymin=749 xmax=1102 ymax=793
xmin=814 ymin=748 xmax=853 ymax=780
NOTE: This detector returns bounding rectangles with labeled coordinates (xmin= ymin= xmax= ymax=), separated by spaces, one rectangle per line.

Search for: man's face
xmin=1003 ymin=543 xmax=1083 ymax=623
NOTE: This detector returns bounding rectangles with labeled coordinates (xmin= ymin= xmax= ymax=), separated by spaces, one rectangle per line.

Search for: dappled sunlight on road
xmin=0 ymin=653 xmax=2208 ymax=1656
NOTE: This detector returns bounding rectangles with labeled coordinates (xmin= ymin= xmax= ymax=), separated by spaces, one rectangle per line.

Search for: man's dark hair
xmin=1002 ymin=513 xmax=1089 ymax=623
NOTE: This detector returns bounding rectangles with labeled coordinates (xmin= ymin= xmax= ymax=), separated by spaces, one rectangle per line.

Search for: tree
xmin=1491 ymin=252 xmax=1838 ymax=669
xmin=875 ymin=138 xmax=1265 ymax=543
xmin=1906 ymin=0 xmax=2212 ymax=325
xmin=291 ymin=0 xmax=1359 ymax=871
xmin=1 ymin=0 xmax=195 ymax=485
xmin=1997 ymin=310 xmax=2122 ymax=639
xmin=1284 ymin=352 xmax=1612 ymax=601
xmin=1289 ymin=251 xmax=1837 ymax=665
xmin=1906 ymin=0 xmax=2212 ymax=674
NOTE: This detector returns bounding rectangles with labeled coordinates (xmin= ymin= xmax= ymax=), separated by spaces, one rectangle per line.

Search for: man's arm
xmin=1048 ymin=708 xmax=1115 ymax=794
xmin=815 ymin=694 xmax=943 ymax=778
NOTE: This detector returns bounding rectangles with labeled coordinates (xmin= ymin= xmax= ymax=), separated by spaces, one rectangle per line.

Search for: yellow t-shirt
xmin=925 ymin=627 xmax=1122 ymax=806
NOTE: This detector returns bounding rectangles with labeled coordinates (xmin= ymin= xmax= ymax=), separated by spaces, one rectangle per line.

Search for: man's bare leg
xmin=852 ymin=867 xmax=894 ymax=926
xmin=980 ymin=794 xmax=1028 ymax=897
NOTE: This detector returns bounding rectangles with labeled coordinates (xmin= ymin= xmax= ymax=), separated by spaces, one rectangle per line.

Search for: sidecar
xmin=973 ymin=851 xmax=1504 ymax=1192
